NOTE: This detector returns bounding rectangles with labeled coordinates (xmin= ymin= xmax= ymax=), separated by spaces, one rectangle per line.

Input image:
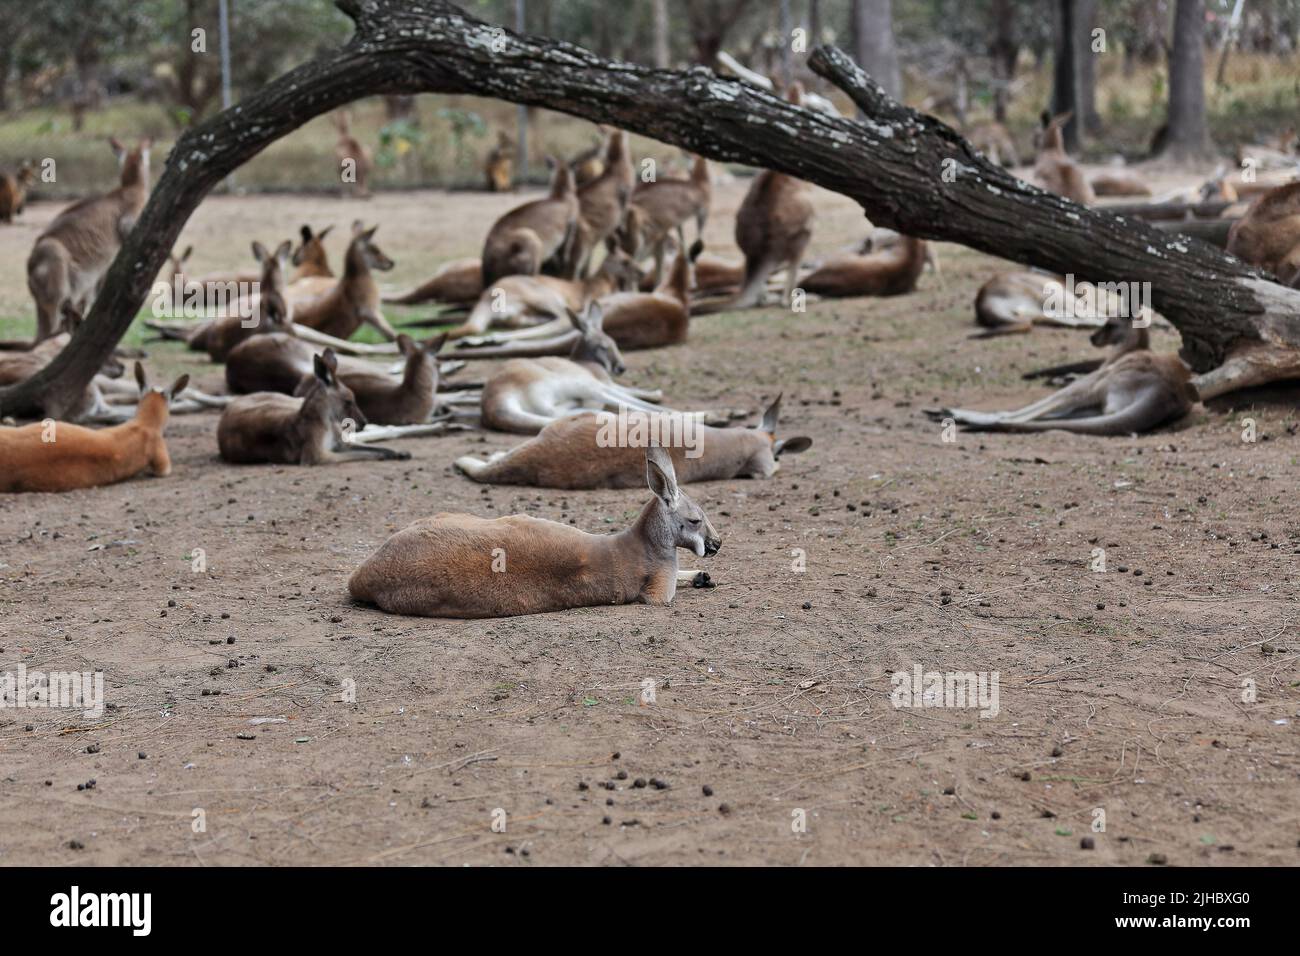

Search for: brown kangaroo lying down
xmin=972 ymin=271 xmax=1156 ymax=337
xmin=480 ymin=158 xmax=578 ymax=286
xmin=227 ymin=332 xmax=445 ymax=425
xmin=799 ymin=235 xmax=928 ymax=298
xmin=928 ymin=348 xmax=1197 ymax=435
xmin=456 ymin=395 xmax=812 ymax=488
xmin=1033 ymin=111 xmax=1094 ymax=205
xmin=0 ymin=364 xmax=188 ymax=493
xmin=0 ymin=307 xmax=133 ymax=422
xmin=1022 ymin=311 xmax=1151 ymax=381
xmin=1225 ymin=181 xmax=1300 ymax=286
xmin=382 ymin=258 xmax=483 ymax=306
xmin=1090 ymin=168 xmax=1152 ymax=197
xmin=348 ymin=446 xmax=721 ymax=618
xmin=217 ymin=349 xmax=411 ymax=465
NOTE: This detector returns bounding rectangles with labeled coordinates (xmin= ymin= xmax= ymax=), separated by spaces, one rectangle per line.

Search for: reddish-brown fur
xmin=382 ymin=258 xmax=483 ymax=306
xmin=1033 ymin=112 xmax=1094 ymax=205
xmin=1226 ymin=181 xmax=1300 ymax=285
xmin=800 ymin=235 xmax=927 ymax=298
xmin=0 ymin=162 xmax=35 ymax=223
xmin=293 ymin=222 xmax=398 ymax=340
xmin=485 ymin=131 xmax=514 ymax=192
xmin=568 ymin=130 xmax=635 ymax=277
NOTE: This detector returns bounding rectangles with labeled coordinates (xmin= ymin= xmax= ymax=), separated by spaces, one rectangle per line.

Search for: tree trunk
xmin=988 ymin=0 xmax=1018 ymax=123
xmin=851 ymin=0 xmax=901 ymax=101
xmin=1075 ymin=0 xmax=1102 ymax=134
xmin=1164 ymin=0 xmax=1212 ymax=161
xmin=3 ymin=0 xmax=1298 ymax=418
xmin=1051 ymin=0 xmax=1080 ymax=150
xmin=652 ymin=0 xmax=669 ymax=69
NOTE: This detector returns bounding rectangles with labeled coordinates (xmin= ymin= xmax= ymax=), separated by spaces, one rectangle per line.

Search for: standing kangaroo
xmin=334 ymin=110 xmax=372 ymax=198
xmin=1033 ymin=111 xmax=1094 ymax=205
xmin=799 ymin=235 xmax=928 ymax=298
xmin=293 ymin=221 xmax=399 ymax=340
xmin=457 ymin=394 xmax=812 ymax=488
xmin=348 ymin=446 xmax=721 ymax=617
xmin=217 ymin=349 xmax=412 ymax=465
xmin=567 ymin=129 xmax=635 ymax=278
xmin=0 ymin=161 xmax=36 ymax=222
xmin=622 ymin=153 xmax=711 ymax=286
xmin=0 ymin=363 xmax=188 ymax=493
xmin=480 ymin=158 xmax=578 ymax=286
xmin=27 ymin=137 xmax=151 ymax=341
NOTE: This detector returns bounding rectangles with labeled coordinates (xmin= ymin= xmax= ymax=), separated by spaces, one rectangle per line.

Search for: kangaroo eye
xmin=688 ymin=518 xmax=701 ymax=526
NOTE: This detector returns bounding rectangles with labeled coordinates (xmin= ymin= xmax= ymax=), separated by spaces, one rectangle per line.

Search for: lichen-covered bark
xmin=3 ymin=0 xmax=1297 ymax=417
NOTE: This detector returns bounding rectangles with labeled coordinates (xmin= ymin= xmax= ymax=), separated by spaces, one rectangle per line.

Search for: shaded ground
xmin=1 ymin=179 xmax=1297 ymax=866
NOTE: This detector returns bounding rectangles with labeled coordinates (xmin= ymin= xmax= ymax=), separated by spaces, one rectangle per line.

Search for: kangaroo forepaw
xmin=691 ymin=571 xmax=715 ymax=589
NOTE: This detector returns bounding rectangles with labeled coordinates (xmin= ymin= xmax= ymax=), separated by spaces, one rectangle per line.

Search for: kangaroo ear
xmin=108 ymin=137 xmax=125 ymax=159
xmin=396 ymin=333 xmax=415 ymax=356
xmin=362 ymin=225 xmax=378 ymax=241
xmin=251 ymin=241 xmax=269 ymax=264
xmin=1053 ymin=111 xmax=1073 ymax=128
xmin=351 ymin=219 xmax=366 ymax=235
xmin=645 ymin=446 xmax=680 ymax=506
xmin=314 ymin=350 xmax=337 ymax=383
xmin=300 ymin=224 xmax=313 ymax=243
xmin=317 ymin=224 xmax=334 ymax=241
xmin=134 ymin=361 xmax=147 ymax=395
xmin=274 ymin=240 xmax=293 ymax=263
xmin=425 ymin=332 xmax=449 ymax=355
xmin=1039 ymin=110 xmax=1052 ymax=128
xmin=759 ymin=392 xmax=783 ymax=434
xmin=565 ymin=308 xmax=585 ymax=332
xmin=774 ymin=436 xmax=813 ymax=457
xmin=169 ymin=374 xmax=190 ymax=400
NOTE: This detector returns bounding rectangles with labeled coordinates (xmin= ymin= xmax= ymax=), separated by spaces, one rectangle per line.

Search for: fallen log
xmin=4 ymin=0 xmax=1299 ymax=417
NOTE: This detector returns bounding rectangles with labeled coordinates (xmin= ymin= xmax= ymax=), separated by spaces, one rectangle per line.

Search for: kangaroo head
xmin=304 ymin=348 xmax=368 ymax=432
xmin=546 ymin=156 xmax=575 ymax=199
xmin=567 ymin=301 xmax=626 ymax=376
xmin=347 ymin=221 xmax=394 ymax=273
xmin=645 ymin=446 xmax=720 ymax=558
xmin=397 ymin=332 xmax=446 ymax=392
xmin=748 ymin=393 xmax=813 ymax=477
xmin=17 ymin=160 xmax=35 ymax=185
xmin=167 ymin=245 xmax=193 ymax=281
xmin=251 ymin=239 xmax=294 ymax=329
xmin=598 ymin=242 xmax=642 ymax=291
xmin=1090 ymin=312 xmax=1150 ymax=352
xmin=293 ymin=224 xmax=334 ymax=270
xmin=110 ymin=137 xmax=151 ymax=189
xmin=1035 ymin=111 xmax=1070 ymax=153
xmin=132 ymin=362 xmax=189 ymax=471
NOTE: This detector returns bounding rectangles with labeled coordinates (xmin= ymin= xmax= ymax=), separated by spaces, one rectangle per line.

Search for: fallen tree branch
xmin=4 ymin=0 xmax=1299 ymax=417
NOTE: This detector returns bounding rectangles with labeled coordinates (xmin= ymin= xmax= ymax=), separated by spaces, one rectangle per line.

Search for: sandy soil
xmin=0 ymin=175 xmax=1297 ymax=866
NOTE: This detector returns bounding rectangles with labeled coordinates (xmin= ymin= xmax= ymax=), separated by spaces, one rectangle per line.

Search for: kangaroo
xmin=293 ymin=221 xmax=399 ymax=340
xmin=447 ymin=244 xmax=639 ymax=340
xmin=383 ymin=258 xmax=483 ymax=307
xmin=1225 ymin=181 xmax=1300 ymax=286
xmin=155 ymin=240 xmax=292 ymax=361
xmin=189 ymin=223 xmax=335 ymax=294
xmin=928 ymin=343 xmax=1196 ymax=435
xmin=1022 ymin=310 xmax=1152 ymax=381
xmin=27 ymin=137 xmax=151 ymax=342
xmin=334 ymin=110 xmax=372 ymax=198
xmin=455 ymin=240 xmax=701 ymax=358
xmin=484 ymin=131 xmax=514 ymax=192
xmin=292 ymin=333 xmax=445 ymax=425
xmin=1090 ymin=167 xmax=1153 ymax=197
xmin=458 ymin=394 xmax=811 ymax=489
xmin=1033 ymin=111 xmax=1094 ymax=205
xmin=481 ymin=158 xmax=578 ymax=286
xmin=967 ymin=121 xmax=1019 ymax=168
xmin=569 ymin=131 xmax=607 ymax=187
xmin=567 ymin=129 xmax=635 ymax=278
xmin=475 ymin=303 xmax=709 ymax=435
xmin=218 ymin=349 xmax=412 ymax=465
xmin=0 ymin=363 xmax=188 ymax=493
xmin=349 ymin=446 xmax=720 ymax=617
xmin=623 ymin=153 xmax=711 ymax=286
xmin=971 ymin=271 xmax=1157 ymax=336
xmin=799 ymin=234 xmax=928 ymax=298
xmin=0 ymin=161 xmax=36 ymax=222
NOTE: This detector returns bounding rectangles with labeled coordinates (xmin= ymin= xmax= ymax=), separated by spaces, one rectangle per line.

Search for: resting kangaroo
xmin=27 ymin=137 xmax=151 ymax=341
xmin=799 ymin=234 xmax=928 ymax=298
xmin=348 ymin=446 xmax=721 ymax=617
xmin=218 ymin=349 xmax=412 ymax=465
xmin=382 ymin=258 xmax=483 ymax=307
xmin=293 ymin=221 xmax=399 ymax=340
xmin=972 ymin=271 xmax=1156 ymax=336
xmin=1022 ymin=311 xmax=1152 ymax=382
xmin=454 ymin=240 xmax=701 ymax=358
xmin=929 ymin=336 xmax=1196 ymax=435
xmin=1033 ymin=111 xmax=1094 ymax=205
xmin=480 ymin=158 xmax=578 ymax=286
xmin=447 ymin=244 xmax=639 ymax=340
xmin=457 ymin=394 xmax=812 ymax=488
xmin=0 ymin=364 xmax=188 ymax=493
xmin=475 ymin=303 xmax=708 ymax=435
xmin=1225 ymin=181 xmax=1300 ymax=286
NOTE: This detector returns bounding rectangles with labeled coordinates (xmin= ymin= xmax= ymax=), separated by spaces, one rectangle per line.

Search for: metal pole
xmin=515 ymin=0 xmax=528 ymax=181
xmin=218 ymin=0 xmax=234 ymax=191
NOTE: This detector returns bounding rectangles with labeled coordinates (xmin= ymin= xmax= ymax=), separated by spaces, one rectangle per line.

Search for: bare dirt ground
xmin=1 ymin=175 xmax=1297 ymax=866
